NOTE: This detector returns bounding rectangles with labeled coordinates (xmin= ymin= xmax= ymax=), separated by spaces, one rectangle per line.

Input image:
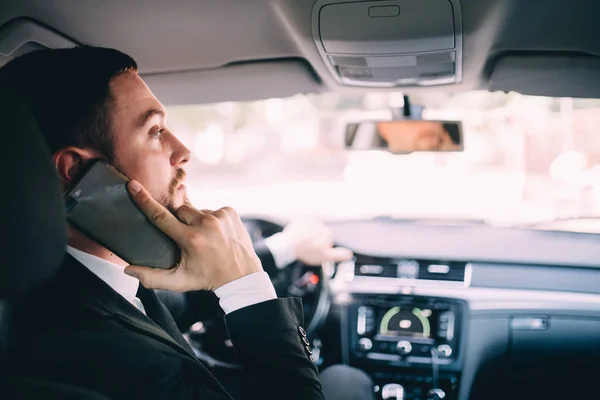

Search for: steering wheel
xmin=182 ymin=220 xmax=335 ymax=370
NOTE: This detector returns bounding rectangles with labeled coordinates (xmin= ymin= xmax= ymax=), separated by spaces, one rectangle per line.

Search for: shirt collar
xmin=66 ymin=245 xmax=140 ymax=304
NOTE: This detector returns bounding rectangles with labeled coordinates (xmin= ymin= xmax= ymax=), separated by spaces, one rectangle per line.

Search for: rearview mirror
xmin=344 ymin=120 xmax=463 ymax=154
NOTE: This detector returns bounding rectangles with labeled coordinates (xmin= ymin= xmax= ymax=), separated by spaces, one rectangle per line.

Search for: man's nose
xmin=170 ymin=136 xmax=191 ymax=167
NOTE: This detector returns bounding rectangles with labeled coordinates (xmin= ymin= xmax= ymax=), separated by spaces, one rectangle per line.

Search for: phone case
xmin=64 ymin=161 xmax=180 ymax=269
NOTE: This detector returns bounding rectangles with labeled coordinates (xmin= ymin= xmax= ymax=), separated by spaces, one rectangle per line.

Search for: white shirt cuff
xmin=263 ymin=232 xmax=297 ymax=269
xmin=214 ymin=271 xmax=277 ymax=314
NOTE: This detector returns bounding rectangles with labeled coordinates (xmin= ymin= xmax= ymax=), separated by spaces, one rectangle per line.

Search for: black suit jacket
xmin=8 ymin=255 xmax=324 ymax=400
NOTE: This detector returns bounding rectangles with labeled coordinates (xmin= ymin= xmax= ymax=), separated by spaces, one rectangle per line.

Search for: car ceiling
xmin=1 ymin=0 xmax=600 ymax=104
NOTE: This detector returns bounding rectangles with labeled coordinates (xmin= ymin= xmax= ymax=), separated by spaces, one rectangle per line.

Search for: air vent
xmin=418 ymin=261 xmax=467 ymax=282
xmin=354 ymin=256 xmax=397 ymax=278
xmin=352 ymin=255 xmax=470 ymax=286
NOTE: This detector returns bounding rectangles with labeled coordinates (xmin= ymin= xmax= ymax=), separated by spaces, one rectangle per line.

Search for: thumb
xmin=325 ymin=247 xmax=354 ymax=263
xmin=125 ymin=265 xmax=179 ymax=291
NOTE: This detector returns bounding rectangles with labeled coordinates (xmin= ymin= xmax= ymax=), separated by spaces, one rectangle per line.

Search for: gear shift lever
xmin=381 ymin=383 xmax=404 ymax=400
xmin=428 ymin=348 xmax=446 ymax=400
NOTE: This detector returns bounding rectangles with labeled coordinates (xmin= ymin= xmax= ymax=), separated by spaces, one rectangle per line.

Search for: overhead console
xmin=311 ymin=0 xmax=463 ymax=88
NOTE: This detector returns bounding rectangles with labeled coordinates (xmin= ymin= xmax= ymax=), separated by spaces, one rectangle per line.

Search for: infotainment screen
xmin=378 ymin=306 xmax=438 ymax=338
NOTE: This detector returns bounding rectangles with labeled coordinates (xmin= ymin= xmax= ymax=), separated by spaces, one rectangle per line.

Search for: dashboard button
xmin=357 ymin=306 xmax=376 ymax=335
xmin=358 ymin=338 xmax=373 ymax=351
xmin=396 ymin=340 xmax=412 ymax=355
xmin=428 ymin=388 xmax=446 ymax=400
xmin=381 ymin=384 xmax=404 ymax=400
xmin=437 ymin=344 xmax=453 ymax=358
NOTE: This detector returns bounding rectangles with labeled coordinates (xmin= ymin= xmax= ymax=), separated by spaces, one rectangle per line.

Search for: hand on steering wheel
xmin=284 ymin=218 xmax=353 ymax=266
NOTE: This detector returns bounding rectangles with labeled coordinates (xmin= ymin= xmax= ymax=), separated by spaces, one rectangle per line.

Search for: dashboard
xmin=345 ymin=295 xmax=464 ymax=400
xmin=244 ymin=218 xmax=600 ymax=400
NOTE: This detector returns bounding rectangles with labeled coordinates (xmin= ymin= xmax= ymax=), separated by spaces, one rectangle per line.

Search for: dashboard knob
xmin=396 ymin=340 xmax=412 ymax=355
xmin=382 ymin=383 xmax=405 ymax=400
xmin=437 ymin=344 xmax=453 ymax=358
xmin=428 ymin=388 xmax=446 ymax=400
xmin=358 ymin=338 xmax=373 ymax=351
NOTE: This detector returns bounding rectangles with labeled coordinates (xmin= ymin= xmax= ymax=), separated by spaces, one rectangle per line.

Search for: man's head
xmin=377 ymin=120 xmax=459 ymax=152
xmin=0 ymin=46 xmax=191 ymax=211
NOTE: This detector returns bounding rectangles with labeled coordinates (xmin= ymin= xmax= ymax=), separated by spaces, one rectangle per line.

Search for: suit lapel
xmin=62 ymin=255 xmax=199 ymax=361
xmin=16 ymin=254 xmax=232 ymax=398
xmin=135 ymin=285 xmax=197 ymax=353
xmin=111 ymin=305 xmax=200 ymax=360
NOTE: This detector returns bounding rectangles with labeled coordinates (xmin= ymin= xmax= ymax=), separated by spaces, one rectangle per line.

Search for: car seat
xmin=0 ymin=91 xmax=109 ymax=399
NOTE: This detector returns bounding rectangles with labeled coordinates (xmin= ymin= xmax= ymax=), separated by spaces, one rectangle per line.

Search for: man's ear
xmin=53 ymin=147 xmax=102 ymax=186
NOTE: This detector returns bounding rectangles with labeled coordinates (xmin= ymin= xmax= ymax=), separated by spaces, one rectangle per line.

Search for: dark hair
xmin=443 ymin=122 xmax=461 ymax=145
xmin=0 ymin=46 xmax=138 ymax=161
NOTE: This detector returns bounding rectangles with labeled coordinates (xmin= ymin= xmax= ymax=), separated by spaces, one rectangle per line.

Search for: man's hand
xmin=124 ymin=180 xmax=263 ymax=292
xmin=283 ymin=219 xmax=353 ymax=266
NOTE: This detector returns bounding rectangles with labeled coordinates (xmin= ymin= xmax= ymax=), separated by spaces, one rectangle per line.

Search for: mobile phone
xmin=63 ymin=160 xmax=180 ymax=269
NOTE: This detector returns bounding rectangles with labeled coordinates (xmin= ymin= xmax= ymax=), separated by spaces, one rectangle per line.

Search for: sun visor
xmin=489 ymin=54 xmax=600 ymax=98
xmin=143 ymin=59 xmax=322 ymax=105
xmin=0 ymin=18 xmax=78 ymax=67
xmin=312 ymin=0 xmax=462 ymax=88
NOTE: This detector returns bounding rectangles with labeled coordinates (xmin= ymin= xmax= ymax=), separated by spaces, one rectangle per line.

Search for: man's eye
xmin=150 ymin=128 xmax=164 ymax=139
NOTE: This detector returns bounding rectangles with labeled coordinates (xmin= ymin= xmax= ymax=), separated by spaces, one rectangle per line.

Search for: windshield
xmin=166 ymin=91 xmax=600 ymax=232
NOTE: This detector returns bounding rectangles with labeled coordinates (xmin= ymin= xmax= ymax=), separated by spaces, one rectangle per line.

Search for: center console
xmin=344 ymin=294 xmax=466 ymax=400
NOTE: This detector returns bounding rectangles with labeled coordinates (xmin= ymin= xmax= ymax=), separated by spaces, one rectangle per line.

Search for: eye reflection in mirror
xmin=345 ymin=120 xmax=463 ymax=154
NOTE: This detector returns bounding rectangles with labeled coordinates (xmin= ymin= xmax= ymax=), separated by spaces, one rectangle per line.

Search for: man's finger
xmin=176 ymin=205 xmax=202 ymax=225
xmin=127 ymin=180 xmax=185 ymax=241
xmin=326 ymin=247 xmax=354 ymax=263
xmin=125 ymin=265 xmax=185 ymax=292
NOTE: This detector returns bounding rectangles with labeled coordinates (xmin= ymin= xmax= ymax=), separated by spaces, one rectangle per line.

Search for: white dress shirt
xmin=66 ymin=245 xmax=278 ymax=315
xmin=67 ymin=246 xmax=147 ymax=314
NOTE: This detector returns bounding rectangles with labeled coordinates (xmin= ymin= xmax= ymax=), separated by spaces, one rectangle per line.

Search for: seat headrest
xmin=0 ymin=90 xmax=67 ymax=298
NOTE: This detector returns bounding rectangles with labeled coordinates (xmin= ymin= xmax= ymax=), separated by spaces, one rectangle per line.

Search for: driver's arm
xmin=225 ymin=298 xmax=324 ymax=399
xmin=157 ymin=239 xmax=293 ymax=330
xmin=156 ymin=238 xmax=282 ymax=329
xmin=259 ymin=219 xmax=353 ymax=277
xmin=160 ymin=220 xmax=351 ymax=330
